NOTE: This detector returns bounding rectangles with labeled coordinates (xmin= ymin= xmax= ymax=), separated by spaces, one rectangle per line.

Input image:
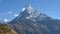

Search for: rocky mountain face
xmin=0 ymin=23 xmax=17 ymax=34
xmin=8 ymin=5 xmax=60 ymax=34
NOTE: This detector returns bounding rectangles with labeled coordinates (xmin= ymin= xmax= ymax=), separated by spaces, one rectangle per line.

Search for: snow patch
xmin=31 ymin=19 xmax=36 ymax=22
xmin=30 ymin=15 xmax=33 ymax=17
xmin=14 ymin=14 xmax=19 ymax=17
xmin=25 ymin=17 xmax=30 ymax=19
xmin=29 ymin=11 xmax=31 ymax=14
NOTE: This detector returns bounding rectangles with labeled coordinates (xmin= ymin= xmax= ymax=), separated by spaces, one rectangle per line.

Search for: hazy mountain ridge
xmin=8 ymin=5 xmax=60 ymax=34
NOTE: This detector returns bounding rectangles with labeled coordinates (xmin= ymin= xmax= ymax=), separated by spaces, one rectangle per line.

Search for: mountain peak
xmin=9 ymin=5 xmax=60 ymax=34
xmin=26 ymin=4 xmax=33 ymax=10
xmin=22 ymin=4 xmax=33 ymax=12
xmin=18 ymin=5 xmax=49 ymax=20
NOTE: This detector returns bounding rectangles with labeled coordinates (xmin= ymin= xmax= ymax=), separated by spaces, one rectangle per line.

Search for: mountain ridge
xmin=8 ymin=5 xmax=60 ymax=34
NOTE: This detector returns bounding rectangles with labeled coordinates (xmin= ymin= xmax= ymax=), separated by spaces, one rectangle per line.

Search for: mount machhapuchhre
xmin=1 ymin=5 xmax=60 ymax=34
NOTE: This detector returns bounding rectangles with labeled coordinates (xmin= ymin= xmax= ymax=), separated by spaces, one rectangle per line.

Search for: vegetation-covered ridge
xmin=0 ymin=23 xmax=17 ymax=34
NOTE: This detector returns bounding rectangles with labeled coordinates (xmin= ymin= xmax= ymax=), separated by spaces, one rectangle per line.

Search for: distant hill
xmin=0 ymin=23 xmax=17 ymax=34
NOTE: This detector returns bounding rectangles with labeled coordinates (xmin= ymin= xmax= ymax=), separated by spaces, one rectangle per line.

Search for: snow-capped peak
xmin=26 ymin=4 xmax=33 ymax=10
xmin=21 ymin=4 xmax=33 ymax=14
xmin=26 ymin=4 xmax=33 ymax=15
xmin=17 ymin=4 xmax=49 ymax=21
xmin=18 ymin=4 xmax=40 ymax=19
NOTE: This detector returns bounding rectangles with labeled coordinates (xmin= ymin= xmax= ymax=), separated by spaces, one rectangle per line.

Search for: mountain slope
xmin=0 ymin=23 xmax=17 ymax=34
xmin=8 ymin=5 xmax=60 ymax=34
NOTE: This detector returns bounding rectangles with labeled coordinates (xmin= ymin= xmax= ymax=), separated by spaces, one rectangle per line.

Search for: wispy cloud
xmin=8 ymin=11 xmax=12 ymax=14
xmin=8 ymin=11 xmax=19 ymax=17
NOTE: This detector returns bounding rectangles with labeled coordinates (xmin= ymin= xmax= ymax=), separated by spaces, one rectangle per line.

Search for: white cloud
xmin=4 ymin=19 xmax=9 ymax=22
xmin=8 ymin=11 xmax=12 ymax=14
xmin=8 ymin=11 xmax=19 ymax=17
xmin=14 ymin=14 xmax=19 ymax=17
xmin=22 ymin=8 xmax=26 ymax=11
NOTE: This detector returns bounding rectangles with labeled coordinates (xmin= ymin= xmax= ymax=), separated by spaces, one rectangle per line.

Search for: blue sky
xmin=0 ymin=0 xmax=60 ymax=21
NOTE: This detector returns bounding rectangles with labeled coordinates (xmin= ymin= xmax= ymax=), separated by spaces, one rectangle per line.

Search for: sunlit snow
xmin=29 ymin=11 xmax=31 ymax=14
xmin=25 ymin=17 xmax=30 ymax=19
xmin=14 ymin=14 xmax=19 ymax=17
xmin=30 ymin=15 xmax=33 ymax=17
xmin=27 ymin=4 xmax=33 ymax=10
xmin=31 ymin=19 xmax=35 ymax=22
